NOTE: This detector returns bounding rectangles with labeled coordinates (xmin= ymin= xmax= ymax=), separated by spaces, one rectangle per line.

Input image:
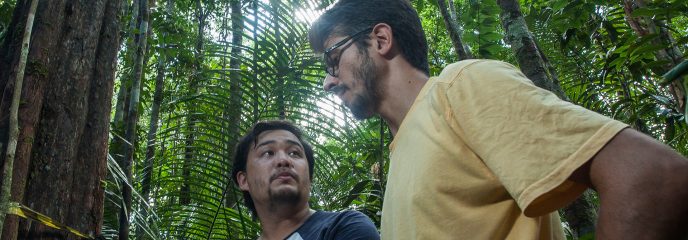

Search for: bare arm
xmin=570 ymin=128 xmax=688 ymax=239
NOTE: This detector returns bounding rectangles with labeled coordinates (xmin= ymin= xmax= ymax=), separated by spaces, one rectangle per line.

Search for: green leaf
xmin=630 ymin=7 xmax=660 ymax=17
xmin=551 ymin=0 xmax=569 ymax=11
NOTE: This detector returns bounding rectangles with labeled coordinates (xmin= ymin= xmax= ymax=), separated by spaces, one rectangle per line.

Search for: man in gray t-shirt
xmin=232 ymin=120 xmax=379 ymax=240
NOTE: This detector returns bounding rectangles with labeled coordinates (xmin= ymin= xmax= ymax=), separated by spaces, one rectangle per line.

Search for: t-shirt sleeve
xmin=442 ymin=60 xmax=628 ymax=217
xmin=330 ymin=210 xmax=379 ymax=240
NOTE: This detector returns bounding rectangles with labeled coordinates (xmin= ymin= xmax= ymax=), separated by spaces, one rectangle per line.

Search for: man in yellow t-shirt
xmin=308 ymin=0 xmax=688 ymax=239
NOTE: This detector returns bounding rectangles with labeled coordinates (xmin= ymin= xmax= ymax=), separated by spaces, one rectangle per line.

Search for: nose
xmin=275 ymin=151 xmax=294 ymax=168
xmin=323 ymin=74 xmax=339 ymax=92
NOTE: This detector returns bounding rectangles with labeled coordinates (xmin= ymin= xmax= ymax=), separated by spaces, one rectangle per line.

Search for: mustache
xmin=269 ymin=170 xmax=299 ymax=182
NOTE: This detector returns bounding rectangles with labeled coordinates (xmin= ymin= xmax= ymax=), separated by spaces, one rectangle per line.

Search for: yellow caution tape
xmin=7 ymin=202 xmax=94 ymax=239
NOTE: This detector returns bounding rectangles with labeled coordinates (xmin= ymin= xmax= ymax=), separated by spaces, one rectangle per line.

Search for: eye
xmin=326 ymin=53 xmax=338 ymax=66
xmin=288 ymin=151 xmax=302 ymax=157
xmin=261 ymin=151 xmax=274 ymax=157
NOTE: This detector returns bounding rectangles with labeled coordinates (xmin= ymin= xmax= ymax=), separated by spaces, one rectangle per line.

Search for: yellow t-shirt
xmin=381 ymin=59 xmax=628 ymax=239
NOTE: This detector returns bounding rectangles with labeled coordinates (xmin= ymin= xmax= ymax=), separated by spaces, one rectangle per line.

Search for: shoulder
xmin=332 ymin=210 xmax=374 ymax=223
xmin=435 ymin=59 xmax=529 ymax=86
xmin=331 ymin=211 xmax=379 ymax=239
xmin=315 ymin=210 xmax=375 ymax=227
xmin=308 ymin=210 xmax=379 ymax=240
xmin=437 ymin=59 xmax=518 ymax=80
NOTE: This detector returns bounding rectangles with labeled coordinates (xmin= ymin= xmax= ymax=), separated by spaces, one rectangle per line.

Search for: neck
xmin=376 ymin=57 xmax=428 ymax=135
xmin=256 ymin=203 xmax=314 ymax=240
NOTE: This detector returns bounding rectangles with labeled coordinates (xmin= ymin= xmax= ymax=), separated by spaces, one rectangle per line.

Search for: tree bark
xmin=497 ymin=0 xmax=567 ymax=100
xmin=0 ymin=0 xmax=121 ymax=239
xmin=437 ymin=0 xmax=472 ymax=60
xmin=623 ymin=0 xmax=686 ymax=111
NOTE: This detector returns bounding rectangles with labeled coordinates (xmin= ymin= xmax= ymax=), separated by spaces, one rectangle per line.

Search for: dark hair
xmin=231 ymin=120 xmax=315 ymax=217
xmin=309 ymin=0 xmax=429 ymax=76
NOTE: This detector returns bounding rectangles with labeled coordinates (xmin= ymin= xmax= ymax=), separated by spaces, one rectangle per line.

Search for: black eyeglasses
xmin=323 ymin=27 xmax=373 ymax=77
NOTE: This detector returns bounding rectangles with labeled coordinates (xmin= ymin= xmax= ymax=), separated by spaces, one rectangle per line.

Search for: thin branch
xmin=0 ymin=0 xmax=39 ymax=234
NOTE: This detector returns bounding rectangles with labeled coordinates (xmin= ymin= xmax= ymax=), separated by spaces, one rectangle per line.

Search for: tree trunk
xmin=140 ymin=34 xmax=163 ymax=207
xmin=119 ymin=0 xmax=149 ymax=238
xmin=137 ymin=30 xmax=162 ymax=240
xmin=181 ymin=0 xmax=207 ymax=206
xmin=497 ymin=0 xmax=567 ymax=100
xmin=140 ymin=0 xmax=173 ymax=222
xmin=251 ymin=0 xmax=259 ymax=121
xmin=437 ymin=0 xmax=472 ymax=60
xmin=497 ymin=0 xmax=595 ymax=239
xmin=109 ymin=4 xmax=138 ymax=222
xmin=113 ymin=0 xmax=140 ymax=127
xmin=0 ymin=0 xmax=120 ymax=239
xmin=224 ymin=0 xmax=243 ymax=208
xmin=270 ymin=0 xmax=286 ymax=120
xmin=623 ymin=0 xmax=686 ymax=111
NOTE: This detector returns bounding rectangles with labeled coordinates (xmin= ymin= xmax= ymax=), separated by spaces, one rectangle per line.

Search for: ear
xmin=237 ymin=171 xmax=250 ymax=191
xmin=371 ymin=23 xmax=394 ymax=56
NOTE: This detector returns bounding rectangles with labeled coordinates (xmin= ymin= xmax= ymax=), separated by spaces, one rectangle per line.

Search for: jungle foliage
xmin=0 ymin=0 xmax=686 ymax=239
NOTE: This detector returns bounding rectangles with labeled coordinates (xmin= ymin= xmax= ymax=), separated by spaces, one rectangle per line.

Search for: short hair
xmin=231 ymin=120 xmax=315 ymax=217
xmin=309 ymin=0 xmax=429 ymax=76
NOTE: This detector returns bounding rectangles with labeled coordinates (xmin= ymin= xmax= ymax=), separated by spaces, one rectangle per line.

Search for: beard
xmin=347 ymin=51 xmax=382 ymax=120
xmin=268 ymin=186 xmax=301 ymax=206
xmin=267 ymin=172 xmax=305 ymax=210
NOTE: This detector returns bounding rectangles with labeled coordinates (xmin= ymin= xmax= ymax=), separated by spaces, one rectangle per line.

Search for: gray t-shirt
xmin=285 ymin=211 xmax=379 ymax=240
